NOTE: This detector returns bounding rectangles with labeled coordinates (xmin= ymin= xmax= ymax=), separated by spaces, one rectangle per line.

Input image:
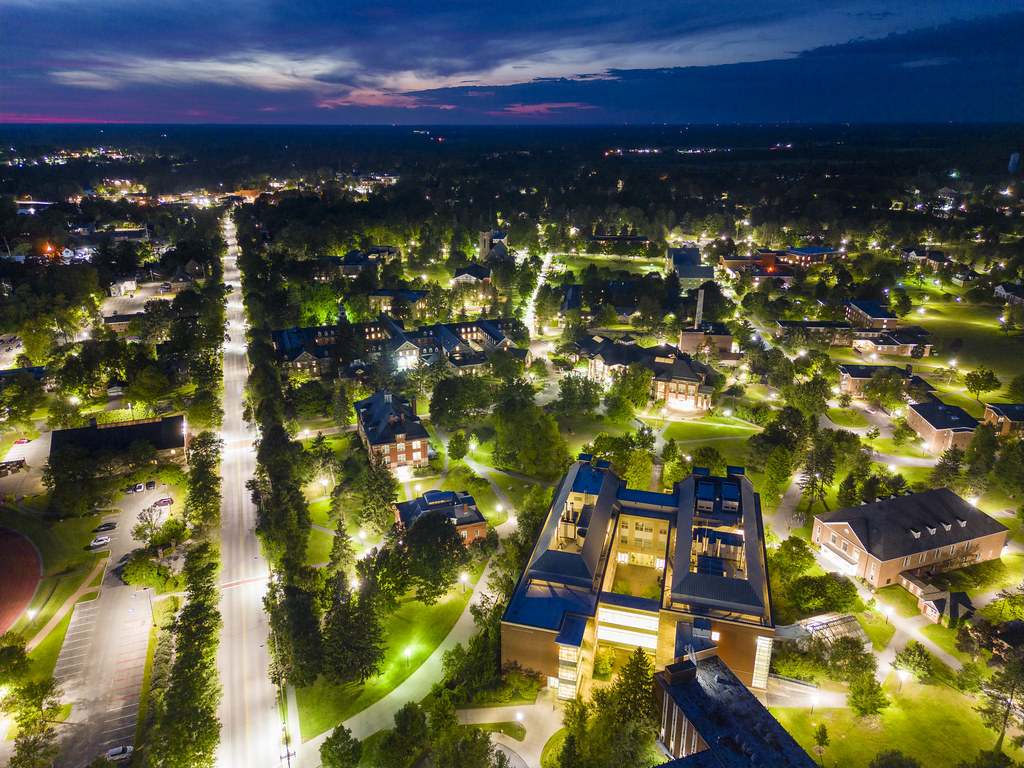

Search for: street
xmin=214 ymin=215 xmax=282 ymax=768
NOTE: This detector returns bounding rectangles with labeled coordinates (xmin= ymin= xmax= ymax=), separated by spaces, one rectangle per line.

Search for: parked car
xmin=133 ymin=483 xmax=144 ymax=493
xmin=93 ymin=522 xmax=117 ymax=533
xmin=89 ymin=536 xmax=111 ymax=548
xmin=145 ymin=480 xmax=156 ymax=490
xmin=106 ymin=745 xmax=134 ymax=761
xmin=14 ymin=438 xmax=30 ymax=445
xmin=154 ymin=497 xmax=173 ymax=507
xmin=866 ymin=407 xmax=877 ymax=414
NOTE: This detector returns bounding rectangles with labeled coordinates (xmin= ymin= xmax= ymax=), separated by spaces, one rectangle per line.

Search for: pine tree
xmin=328 ymin=521 xmax=355 ymax=574
xmin=613 ymin=648 xmax=656 ymax=728
xmin=837 ymin=471 xmax=859 ymax=508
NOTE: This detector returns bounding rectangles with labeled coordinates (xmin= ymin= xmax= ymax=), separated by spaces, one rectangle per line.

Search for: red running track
xmin=0 ymin=528 xmax=42 ymax=635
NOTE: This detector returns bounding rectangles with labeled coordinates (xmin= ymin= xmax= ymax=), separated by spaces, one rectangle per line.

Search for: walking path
xmin=25 ymin=558 xmax=106 ymax=652
xmin=457 ymin=689 xmax=563 ymax=768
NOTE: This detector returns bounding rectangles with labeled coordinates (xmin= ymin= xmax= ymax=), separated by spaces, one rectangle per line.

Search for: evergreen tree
xmin=764 ymin=446 xmax=792 ymax=497
xmin=359 ymin=452 xmax=399 ymax=534
xmin=930 ymin=446 xmax=966 ymax=492
xmin=849 ymin=673 xmax=889 ymax=717
xmin=837 ymin=471 xmax=859 ymax=508
xmin=328 ymin=521 xmax=356 ymax=574
xmin=613 ymin=648 xmax=657 ymax=728
xmin=893 ymin=640 xmax=931 ymax=680
xmin=448 ymin=430 xmax=469 ymax=462
xmin=320 ymin=724 xmax=363 ymax=768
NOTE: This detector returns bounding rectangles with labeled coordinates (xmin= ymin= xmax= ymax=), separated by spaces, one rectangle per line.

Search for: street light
xmin=883 ymin=605 xmax=892 ymax=625
xmin=897 ymin=669 xmax=909 ymax=692
xmin=810 ymin=693 xmax=818 ymax=714
xmin=405 ymin=648 xmax=411 ymax=668
xmin=461 ymin=572 xmax=468 ymax=593
xmin=27 ymin=609 xmax=37 ymax=628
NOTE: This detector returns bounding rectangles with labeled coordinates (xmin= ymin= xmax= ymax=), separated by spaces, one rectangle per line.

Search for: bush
xmin=122 ymin=551 xmax=180 ymax=593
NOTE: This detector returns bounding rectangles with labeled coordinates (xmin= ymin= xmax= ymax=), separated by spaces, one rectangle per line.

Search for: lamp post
xmin=461 ymin=572 xmax=468 ymax=594
xmin=810 ymin=693 xmax=818 ymax=715
xmin=897 ymin=669 xmax=909 ymax=693
xmin=27 ymin=609 xmax=37 ymax=628
xmin=883 ymin=605 xmax=892 ymax=625
xmin=405 ymin=648 xmax=411 ymax=668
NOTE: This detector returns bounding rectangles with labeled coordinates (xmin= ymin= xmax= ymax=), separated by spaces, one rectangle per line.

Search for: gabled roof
xmin=909 ymin=401 xmax=978 ymax=432
xmin=845 ymin=300 xmax=897 ymax=320
xmin=986 ymin=403 xmax=1024 ymax=422
xmin=816 ymin=488 xmax=1007 ymax=563
xmin=453 ymin=263 xmax=492 ymax=281
xmin=355 ymin=389 xmax=428 ymax=446
xmin=395 ymin=489 xmax=485 ymax=528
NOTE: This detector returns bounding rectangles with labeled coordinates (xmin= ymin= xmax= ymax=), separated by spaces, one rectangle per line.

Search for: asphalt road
xmin=215 ymin=215 xmax=282 ymax=768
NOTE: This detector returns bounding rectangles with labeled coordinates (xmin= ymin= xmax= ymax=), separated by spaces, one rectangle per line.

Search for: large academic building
xmin=500 ymin=458 xmax=774 ymax=700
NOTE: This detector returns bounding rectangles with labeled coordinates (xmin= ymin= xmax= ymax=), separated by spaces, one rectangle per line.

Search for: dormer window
xmin=926 ymin=526 xmax=936 ymax=535
xmin=910 ymin=529 xmax=921 ymax=539
xmin=942 ymin=522 xmax=951 ymax=531
xmin=956 ymin=517 xmax=967 ymax=528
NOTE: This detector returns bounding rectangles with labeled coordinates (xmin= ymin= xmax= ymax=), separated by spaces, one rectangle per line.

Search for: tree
xmin=321 ymin=585 xmax=386 ymax=685
xmin=124 ymin=364 xmax=170 ymax=414
xmin=623 ymin=450 xmax=653 ymax=491
xmin=976 ymin=656 xmax=1024 ymax=748
xmin=890 ymin=290 xmax=912 ymax=318
xmin=955 ymin=661 xmax=984 ymax=694
xmin=691 ymin=445 xmax=726 ymax=476
xmin=813 ymin=724 xmax=830 ymax=767
xmin=488 ymin=349 xmax=523 ymax=382
xmin=930 ymin=446 xmax=966 ymax=492
xmin=893 ymin=640 xmax=931 ymax=680
xmin=448 ymin=430 xmax=469 ymax=463
xmin=430 ymin=376 xmax=491 ymax=428
xmin=764 ymin=446 xmax=792 ymax=497
xmin=868 ymin=750 xmax=923 ymax=768
xmin=405 ymin=510 xmax=471 ymax=604
xmin=0 ymin=633 xmax=31 ymax=688
xmin=613 ymin=648 xmax=657 ymax=728
xmin=784 ymin=374 xmax=830 ymax=416
xmin=332 ymin=384 xmax=353 ymax=427
xmin=964 ymin=366 xmax=1000 ymax=402
xmin=771 ymin=536 xmax=815 ymax=579
xmin=848 ymin=673 xmax=890 ymax=717
xmin=359 ymin=452 xmax=398 ymax=534
xmin=554 ymin=372 xmax=601 ymax=416
xmin=320 ymin=724 xmax=362 ymax=768
xmin=0 ymin=370 xmax=46 ymax=432
xmin=293 ymin=380 xmax=331 ymax=419
xmin=1006 ymin=373 xmax=1024 ymax=404
xmin=608 ymin=363 xmax=654 ymax=409
xmin=9 ymin=728 xmax=59 ymax=768
xmin=328 ymin=520 xmax=356 ymax=575
xmin=492 ymin=404 xmax=570 ymax=480
xmin=862 ymin=369 xmax=906 ymax=411
xmin=4 ymin=677 xmax=63 ymax=735
xmin=800 ymin=439 xmax=836 ymax=515
xmin=837 ymin=471 xmax=859 ymax=508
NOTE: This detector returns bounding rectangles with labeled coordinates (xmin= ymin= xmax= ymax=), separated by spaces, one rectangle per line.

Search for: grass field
xmin=773 ymin=666 xmax=1011 ymax=768
xmin=440 ymin=465 xmax=507 ymax=526
xmin=662 ymin=418 xmax=761 ymax=442
xmin=875 ymin=584 xmax=922 ymax=619
xmin=475 ymin=722 xmax=526 ymax=741
xmin=931 ymin=553 xmax=1023 ymax=598
xmin=872 ymin=438 xmax=932 ymax=459
xmin=0 ymin=505 xmax=103 ymax=642
xmin=540 ymin=728 xmax=567 ymax=768
xmin=554 ymin=254 xmax=664 ymax=276
xmin=826 ymin=408 xmax=869 ymax=429
xmin=304 ymin=527 xmax=335 ymax=567
xmin=296 ymin=587 xmax=471 ymax=739
xmin=556 ymin=413 xmax=629 ymax=457
xmin=935 ymin=391 xmax=985 ymax=418
xmin=916 ymin=303 xmax=1024 ymax=379
xmin=857 ymin=610 xmax=896 ymax=651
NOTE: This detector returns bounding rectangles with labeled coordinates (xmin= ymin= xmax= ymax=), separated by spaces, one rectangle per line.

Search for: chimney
xmin=400 ymin=413 xmax=405 ymax=424
xmin=389 ymin=413 xmax=394 ymax=424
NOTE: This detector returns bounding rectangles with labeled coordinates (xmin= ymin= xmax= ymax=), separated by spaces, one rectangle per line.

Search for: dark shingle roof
xmin=816 ymin=488 xmax=1007 ymax=562
xmin=395 ymin=489 xmax=485 ymax=528
xmin=986 ymin=403 xmax=1024 ymax=422
xmin=355 ymin=389 xmax=428 ymax=446
xmin=909 ymin=401 xmax=978 ymax=432
xmin=846 ymin=300 xmax=897 ymax=319
xmin=50 ymin=416 xmax=185 ymax=456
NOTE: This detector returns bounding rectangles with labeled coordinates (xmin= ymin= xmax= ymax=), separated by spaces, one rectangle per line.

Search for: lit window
xmin=918 ymin=553 xmax=926 ymax=563
xmin=902 ymin=556 xmax=910 ymax=567
xmin=460 ymin=530 xmax=467 ymax=538
xmin=558 ymin=646 xmax=578 ymax=663
xmin=397 ymin=454 xmax=405 ymax=462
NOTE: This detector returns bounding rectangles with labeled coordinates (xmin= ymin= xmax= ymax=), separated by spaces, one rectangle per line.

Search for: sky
xmin=3 ymin=1 xmax=1022 ymax=124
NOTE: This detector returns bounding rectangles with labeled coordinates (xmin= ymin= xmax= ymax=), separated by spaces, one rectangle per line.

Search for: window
xmin=475 ymin=529 xmax=481 ymax=538
xmin=830 ymin=533 xmax=837 ymax=545
xmin=918 ymin=553 xmax=926 ymax=563
xmin=396 ymin=442 xmax=405 ymax=451
xmin=412 ymin=452 xmax=421 ymax=461
xmin=412 ymin=441 xmax=420 ymax=449
xmin=902 ymin=556 xmax=910 ymax=567
xmin=558 ymin=646 xmax=578 ymax=663
xmin=460 ymin=530 xmax=467 ymax=539
xmin=617 ymin=552 xmax=629 ymax=564
xmin=841 ymin=541 xmax=849 ymax=553
xmin=397 ymin=454 xmax=405 ymax=463
xmin=949 ymin=544 xmax=958 ymax=554
xmin=869 ymin=562 xmax=876 ymax=581
xmin=934 ymin=549 xmax=942 ymax=560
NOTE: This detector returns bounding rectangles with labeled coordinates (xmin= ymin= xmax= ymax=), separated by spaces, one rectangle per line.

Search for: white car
xmin=107 ymin=745 xmax=133 ymax=761
xmin=89 ymin=536 xmax=111 ymax=548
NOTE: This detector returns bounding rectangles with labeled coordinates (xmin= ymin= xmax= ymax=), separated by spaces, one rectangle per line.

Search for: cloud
xmin=485 ymin=102 xmax=600 ymax=117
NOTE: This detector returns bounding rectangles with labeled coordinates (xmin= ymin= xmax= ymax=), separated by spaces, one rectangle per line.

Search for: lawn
xmin=918 ymin=623 xmax=994 ymax=672
xmin=304 ymin=528 xmax=335 ymax=567
xmin=931 ymin=553 xmax=1023 ymax=598
xmin=974 ymin=487 xmax=1018 ymax=517
xmin=296 ymin=587 xmax=471 ymax=739
xmin=771 ymin=667 xmax=1012 ymax=767
xmin=935 ymin=391 xmax=985 ymax=419
xmin=875 ymin=585 xmax=922 ymax=619
xmin=556 ymin=413 xmax=629 ymax=457
xmin=826 ymin=408 xmax=869 ymax=429
xmin=662 ymin=419 xmax=761 ymax=443
xmin=308 ymin=497 xmax=332 ymax=528
xmin=25 ymin=609 xmax=73 ymax=684
xmin=872 ymin=439 xmax=931 ymax=459
xmin=540 ymin=728 xmax=567 ymax=768
xmin=440 ymin=465 xmax=506 ymax=526
xmin=555 ymin=254 xmax=664 ymax=276
xmin=857 ymin=610 xmax=896 ymax=651
xmin=0 ymin=505 xmax=103 ymax=642
xmin=475 ymin=721 xmax=526 ymax=742
xmin=916 ymin=303 xmax=1024 ymax=379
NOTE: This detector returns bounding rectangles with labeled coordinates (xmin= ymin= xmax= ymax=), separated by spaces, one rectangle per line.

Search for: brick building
xmin=845 ymin=300 xmax=898 ymax=330
xmin=813 ymin=488 xmax=1007 ymax=590
xmin=983 ymin=403 xmax=1024 ymax=436
xmin=906 ymin=401 xmax=978 ymax=454
xmin=354 ymin=390 xmax=429 ymax=473
xmin=394 ymin=489 xmax=487 ymax=546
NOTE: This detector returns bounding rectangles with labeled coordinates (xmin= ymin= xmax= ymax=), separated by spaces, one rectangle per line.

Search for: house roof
xmin=50 ymin=416 xmax=185 ymax=456
xmin=838 ymin=364 xmax=909 ymax=380
xmin=454 ymin=263 xmax=492 ymax=281
xmin=909 ymin=401 xmax=978 ymax=432
xmin=355 ymin=389 xmax=428 ymax=446
xmin=920 ymin=589 xmax=973 ymax=623
xmin=986 ymin=403 xmax=1024 ymax=422
xmin=815 ymin=488 xmax=1008 ymax=563
xmin=846 ymin=300 xmax=897 ymax=320
xmin=395 ymin=489 xmax=485 ymax=529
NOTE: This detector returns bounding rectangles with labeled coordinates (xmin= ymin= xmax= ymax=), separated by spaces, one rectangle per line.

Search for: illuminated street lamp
xmin=27 ymin=609 xmax=37 ymax=628
xmin=883 ymin=605 xmax=892 ymax=625
xmin=810 ymin=693 xmax=818 ymax=714
xmin=461 ymin=572 xmax=468 ymax=593
xmin=897 ymin=669 xmax=909 ymax=692
xmin=405 ymin=648 xmax=411 ymax=668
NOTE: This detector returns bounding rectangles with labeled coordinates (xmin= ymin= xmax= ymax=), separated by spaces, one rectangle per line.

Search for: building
xmin=479 ymin=231 xmax=509 ymax=261
xmin=109 ymin=277 xmax=137 ymax=297
xmin=49 ymin=415 xmax=186 ymax=461
xmin=837 ymin=364 xmax=934 ymax=399
xmin=183 ymin=258 xmax=206 ymax=279
xmin=677 ymin=323 xmax=736 ymax=358
xmin=845 ymin=300 xmax=898 ymax=330
xmin=748 ymin=265 xmax=795 ymax=287
xmin=168 ymin=268 xmax=194 ymax=293
xmin=451 ymin=263 xmax=493 ymax=291
xmin=501 ymin=460 xmax=775 ymax=699
xmin=983 ymin=403 xmax=1024 ymax=436
xmin=774 ymin=320 xmax=852 ymax=345
xmin=368 ymin=289 xmax=429 ymax=315
xmin=394 ymin=489 xmax=487 ymax=546
xmin=994 ymin=282 xmax=1024 ymax=306
xmin=951 ymin=269 xmax=981 ymax=288
xmin=719 ymin=248 xmax=777 ymax=275
xmin=906 ymin=401 xmax=978 ymax=454
xmin=354 ymin=389 xmax=429 ymax=472
xmin=654 ymin=654 xmax=816 ymax=766
xmin=901 ymin=247 xmax=946 ymax=268
xmin=575 ymin=335 xmax=716 ymax=411
xmin=852 ymin=328 xmax=933 ymax=357
xmin=900 ymin=574 xmax=973 ymax=626
xmin=813 ymin=488 xmax=1007 ymax=589
xmin=323 ymin=246 xmax=401 ymax=277
xmin=103 ymin=312 xmax=145 ymax=334
xmin=666 ymin=247 xmax=715 ymax=291
xmin=778 ymin=246 xmax=839 ymax=266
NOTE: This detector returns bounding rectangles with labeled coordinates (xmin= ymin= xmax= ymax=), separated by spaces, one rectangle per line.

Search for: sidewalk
xmin=26 ymin=558 xmax=106 ymax=652
xmin=457 ymin=688 xmax=564 ymax=768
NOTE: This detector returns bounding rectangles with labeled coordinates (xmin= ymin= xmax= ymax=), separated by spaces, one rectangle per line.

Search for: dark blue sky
xmin=3 ymin=1 xmax=1022 ymax=124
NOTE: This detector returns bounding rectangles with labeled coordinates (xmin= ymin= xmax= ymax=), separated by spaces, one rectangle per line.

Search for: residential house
xmin=168 ymin=268 xmax=193 ymax=294
xmin=394 ymin=489 xmax=487 ymax=546
xmin=813 ymin=488 xmax=1007 ymax=590
xmin=324 ymin=246 xmax=401 ymax=277
xmin=50 ymin=415 xmax=186 ymax=462
xmin=183 ymin=259 xmax=206 ymax=279
xmin=845 ymin=300 xmax=898 ymax=330
xmin=575 ymin=335 xmax=716 ymax=411
xmin=837 ymin=364 xmax=934 ymax=399
xmin=354 ymin=389 xmax=429 ymax=473
xmin=719 ymin=248 xmax=778 ymax=275
xmin=103 ymin=312 xmax=146 ymax=334
xmin=906 ymin=401 xmax=978 ymax=454
xmin=983 ymin=403 xmax=1024 ymax=436
xmin=748 ymin=265 xmax=795 ymax=287
xmin=951 ymin=269 xmax=981 ymax=288
xmin=654 ymin=654 xmax=816 ymax=766
xmin=109 ymin=276 xmax=137 ymax=297
xmin=994 ymin=282 xmax=1024 ymax=306
xmin=501 ymin=460 xmax=776 ymax=698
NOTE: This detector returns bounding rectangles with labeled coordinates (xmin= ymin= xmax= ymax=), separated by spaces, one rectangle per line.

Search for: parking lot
xmin=100 ymin=281 xmax=171 ymax=318
xmin=0 ymin=334 xmax=24 ymax=368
